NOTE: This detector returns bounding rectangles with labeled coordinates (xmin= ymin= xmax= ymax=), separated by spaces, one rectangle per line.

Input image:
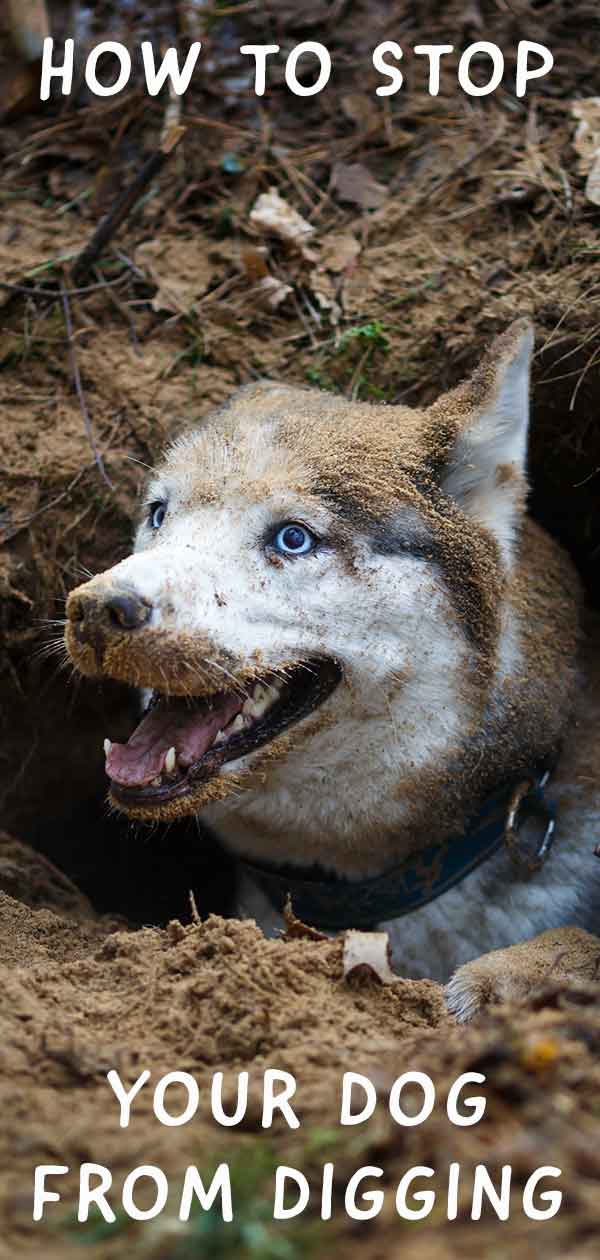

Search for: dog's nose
xmin=105 ymin=591 xmax=152 ymax=630
xmin=67 ymin=583 xmax=152 ymax=647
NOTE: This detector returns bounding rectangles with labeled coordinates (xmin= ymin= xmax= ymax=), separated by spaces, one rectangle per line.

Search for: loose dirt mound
xmin=2 ymin=837 xmax=600 ymax=1258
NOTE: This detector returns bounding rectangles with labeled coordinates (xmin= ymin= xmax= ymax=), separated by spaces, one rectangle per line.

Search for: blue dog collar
xmin=238 ymin=771 xmax=557 ymax=932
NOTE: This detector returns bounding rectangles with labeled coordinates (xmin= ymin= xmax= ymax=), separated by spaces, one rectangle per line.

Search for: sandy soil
xmin=3 ymin=835 xmax=600 ymax=1258
xmin=2 ymin=2 xmax=600 ymax=1256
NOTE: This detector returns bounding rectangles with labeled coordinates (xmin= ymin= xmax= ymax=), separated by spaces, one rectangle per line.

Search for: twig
xmin=93 ymin=265 xmax=141 ymax=354
xmin=186 ymin=113 xmax=258 ymax=140
xmin=189 ymin=889 xmax=201 ymax=925
xmin=160 ymin=62 xmax=182 ymax=148
xmin=0 ymin=273 xmax=130 ymax=299
xmin=111 ymin=248 xmax=148 ymax=281
xmin=60 ymin=282 xmax=113 ymax=489
xmin=348 ymin=346 xmax=371 ymax=400
xmin=70 ymin=126 xmax=186 ymax=285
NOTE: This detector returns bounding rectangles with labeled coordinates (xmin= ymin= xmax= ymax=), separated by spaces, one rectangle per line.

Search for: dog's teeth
xmin=261 ymin=682 xmax=280 ymax=703
xmin=243 ymin=682 xmax=280 ymax=720
xmin=214 ymin=728 xmax=226 ymax=745
xmin=258 ymin=685 xmax=281 ymax=715
xmin=165 ymin=746 xmax=177 ymax=774
xmin=245 ymin=697 xmax=268 ymax=719
xmin=152 ymin=776 xmax=162 ymax=787
xmin=230 ymin=714 xmax=245 ymax=734
xmin=103 ymin=738 xmax=112 ymax=756
xmin=242 ymin=697 xmax=260 ymax=718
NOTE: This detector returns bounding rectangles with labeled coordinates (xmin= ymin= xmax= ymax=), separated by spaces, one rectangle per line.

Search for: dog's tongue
xmin=106 ymin=693 xmax=243 ymax=786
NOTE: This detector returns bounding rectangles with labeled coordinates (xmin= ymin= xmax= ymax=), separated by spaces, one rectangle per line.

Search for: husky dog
xmin=65 ymin=320 xmax=600 ymax=1014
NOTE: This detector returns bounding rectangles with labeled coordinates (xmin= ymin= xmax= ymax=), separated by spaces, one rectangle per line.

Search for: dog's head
xmin=65 ymin=320 xmax=533 ymax=822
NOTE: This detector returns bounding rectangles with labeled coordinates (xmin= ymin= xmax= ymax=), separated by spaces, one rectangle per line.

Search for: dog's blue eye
xmin=149 ymin=501 xmax=166 ymax=530
xmin=274 ymin=524 xmax=315 ymax=556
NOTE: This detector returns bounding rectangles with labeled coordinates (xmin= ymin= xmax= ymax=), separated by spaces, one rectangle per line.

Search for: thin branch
xmin=0 ymin=272 xmax=131 ymax=299
xmin=93 ymin=266 xmax=141 ymax=353
xmin=60 ymin=283 xmax=113 ymax=489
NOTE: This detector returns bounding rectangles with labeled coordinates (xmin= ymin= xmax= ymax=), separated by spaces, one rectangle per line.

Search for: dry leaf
xmin=343 ymin=930 xmax=398 ymax=984
xmin=240 ymin=244 xmax=292 ymax=309
xmin=331 ymin=162 xmax=388 ymax=211
xmin=308 ymin=233 xmax=360 ymax=322
xmin=249 ymin=275 xmax=293 ymax=311
xmin=283 ymin=897 xmax=328 ymax=941
xmin=571 ymin=98 xmax=600 ymax=206
xmin=319 ymin=232 xmax=361 ymax=274
xmin=250 ymin=188 xmax=315 ymax=256
xmin=308 ymin=269 xmax=340 ymax=323
xmin=340 ymin=93 xmax=379 ymax=133
xmin=240 ymin=246 xmax=269 ymax=282
xmin=134 ymin=238 xmax=216 ymax=314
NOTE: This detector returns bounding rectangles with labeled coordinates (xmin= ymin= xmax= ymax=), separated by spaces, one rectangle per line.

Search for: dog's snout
xmin=67 ymin=582 xmax=152 ymax=651
xmin=105 ymin=591 xmax=152 ymax=631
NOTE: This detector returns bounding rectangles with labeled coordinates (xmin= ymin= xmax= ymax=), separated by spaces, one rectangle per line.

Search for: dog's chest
xmin=235 ymin=784 xmax=596 ymax=983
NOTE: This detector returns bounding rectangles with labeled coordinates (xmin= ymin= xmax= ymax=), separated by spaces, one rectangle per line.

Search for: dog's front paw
xmin=445 ymin=926 xmax=600 ymax=1022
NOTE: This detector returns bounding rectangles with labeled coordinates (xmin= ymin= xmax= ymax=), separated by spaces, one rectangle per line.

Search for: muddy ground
xmin=1 ymin=1 xmax=600 ymax=1255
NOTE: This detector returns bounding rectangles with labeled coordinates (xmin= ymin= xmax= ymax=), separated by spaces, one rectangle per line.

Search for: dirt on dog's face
xmin=65 ymin=322 xmax=533 ymax=825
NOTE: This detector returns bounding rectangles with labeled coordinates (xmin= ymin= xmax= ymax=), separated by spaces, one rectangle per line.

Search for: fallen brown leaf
xmin=340 ymin=93 xmax=380 ymax=133
xmin=283 ymin=897 xmax=328 ymax=942
xmin=248 ymin=275 xmax=293 ymax=311
xmin=331 ymin=162 xmax=388 ymax=211
xmin=319 ymin=232 xmax=361 ymax=273
xmin=240 ymin=245 xmax=269 ymax=282
xmin=308 ymin=268 xmax=341 ymax=323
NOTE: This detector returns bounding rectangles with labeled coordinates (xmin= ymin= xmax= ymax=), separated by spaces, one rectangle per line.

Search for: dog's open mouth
xmin=106 ymin=656 xmax=342 ymax=809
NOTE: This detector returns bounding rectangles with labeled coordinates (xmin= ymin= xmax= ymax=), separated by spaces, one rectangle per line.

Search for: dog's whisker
xmin=203 ymin=659 xmax=251 ymax=698
xmin=31 ymin=634 xmax=71 ymax=663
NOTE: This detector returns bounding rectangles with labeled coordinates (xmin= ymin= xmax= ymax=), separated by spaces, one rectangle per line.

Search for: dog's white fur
xmin=66 ymin=321 xmax=600 ymax=1010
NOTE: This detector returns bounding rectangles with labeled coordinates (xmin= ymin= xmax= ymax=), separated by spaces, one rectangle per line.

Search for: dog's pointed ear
xmin=430 ymin=319 xmax=534 ymax=564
